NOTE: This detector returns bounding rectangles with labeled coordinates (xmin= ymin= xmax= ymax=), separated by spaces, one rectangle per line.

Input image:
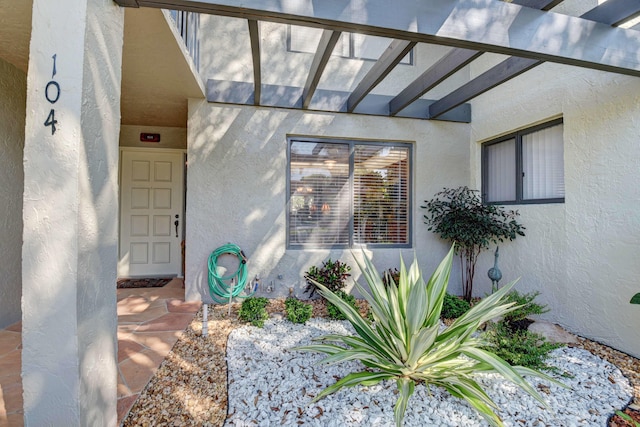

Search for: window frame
xmin=286 ymin=136 xmax=413 ymax=249
xmin=286 ymin=25 xmax=414 ymax=65
xmin=481 ymin=118 xmax=564 ymax=205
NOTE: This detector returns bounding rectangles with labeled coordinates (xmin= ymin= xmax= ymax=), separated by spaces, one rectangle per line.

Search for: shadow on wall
xmin=186 ymin=100 xmax=465 ymax=303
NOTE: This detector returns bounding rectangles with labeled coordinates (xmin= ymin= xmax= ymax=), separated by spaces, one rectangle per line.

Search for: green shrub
xmin=326 ymin=291 xmax=357 ymax=320
xmin=238 ymin=297 xmax=269 ymax=327
xmin=305 ymin=258 xmax=351 ymax=297
xmin=296 ymin=246 xmax=563 ymax=427
xmin=482 ymin=322 xmax=563 ymax=371
xmin=285 ymin=298 xmax=313 ymax=324
xmin=422 ymin=186 xmax=525 ymax=302
xmin=502 ymin=290 xmax=549 ymax=328
xmin=441 ymin=293 xmax=471 ymax=319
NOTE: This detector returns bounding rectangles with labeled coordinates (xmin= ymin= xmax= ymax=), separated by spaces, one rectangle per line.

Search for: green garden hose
xmin=207 ymin=243 xmax=252 ymax=304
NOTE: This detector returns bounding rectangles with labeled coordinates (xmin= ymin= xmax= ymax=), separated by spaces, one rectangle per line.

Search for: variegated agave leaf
xmin=295 ymin=245 xmax=563 ymax=427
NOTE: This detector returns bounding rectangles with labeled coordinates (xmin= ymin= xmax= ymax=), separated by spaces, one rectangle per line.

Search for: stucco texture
xmin=186 ymin=101 xmax=470 ymax=303
xmin=0 ymin=58 xmax=25 ymax=329
xmin=21 ymin=0 xmax=123 ymax=425
xmin=470 ymin=62 xmax=640 ymax=358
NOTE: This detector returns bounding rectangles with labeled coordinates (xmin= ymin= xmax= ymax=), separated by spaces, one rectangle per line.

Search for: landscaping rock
xmin=528 ymin=320 xmax=579 ymax=344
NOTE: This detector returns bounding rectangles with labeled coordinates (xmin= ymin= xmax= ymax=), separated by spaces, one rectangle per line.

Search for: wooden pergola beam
xmin=512 ymin=0 xmax=564 ymax=11
xmin=115 ymin=0 xmax=640 ymax=78
xmin=302 ymin=30 xmax=341 ymax=109
xmin=428 ymin=57 xmax=540 ymax=119
xmin=387 ymin=0 xmax=559 ymax=116
xmin=247 ymin=19 xmax=261 ymax=105
xmin=581 ymin=0 xmax=640 ymax=27
xmin=389 ymin=48 xmax=481 ymax=116
xmin=429 ymin=0 xmax=640 ymax=118
xmin=346 ymin=39 xmax=416 ymax=112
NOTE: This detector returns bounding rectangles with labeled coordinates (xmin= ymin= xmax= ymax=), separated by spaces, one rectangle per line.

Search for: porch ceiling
xmin=0 ymin=0 xmax=32 ymax=73
xmin=0 ymin=2 xmax=204 ymax=128
xmin=122 ymin=8 xmax=205 ymax=127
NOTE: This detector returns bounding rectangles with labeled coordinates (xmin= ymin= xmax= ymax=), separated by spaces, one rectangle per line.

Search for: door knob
xmin=174 ymin=219 xmax=179 ymax=237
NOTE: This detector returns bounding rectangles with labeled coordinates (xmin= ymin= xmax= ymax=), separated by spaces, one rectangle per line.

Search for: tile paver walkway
xmin=0 ymin=278 xmax=200 ymax=426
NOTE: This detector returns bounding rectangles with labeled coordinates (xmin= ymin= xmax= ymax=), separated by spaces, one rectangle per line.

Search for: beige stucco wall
xmin=0 ymin=58 xmax=26 ymax=329
xmin=470 ymin=62 xmax=640 ymax=358
xmin=22 ymin=0 xmax=123 ymax=424
xmin=198 ymin=16 xmax=469 ymax=99
xmin=186 ymin=101 xmax=470 ymax=302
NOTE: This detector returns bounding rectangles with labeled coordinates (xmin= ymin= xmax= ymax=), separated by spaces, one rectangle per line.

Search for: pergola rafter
xmin=303 ymin=30 xmax=341 ymax=109
xmin=429 ymin=0 xmax=640 ymax=119
xmin=247 ymin=19 xmax=260 ymax=105
xmin=115 ymin=0 xmax=640 ymax=122
xmin=346 ymin=39 xmax=416 ymax=113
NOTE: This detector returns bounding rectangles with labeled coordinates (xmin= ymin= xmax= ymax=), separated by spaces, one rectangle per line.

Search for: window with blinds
xmin=288 ymin=139 xmax=411 ymax=248
xmin=482 ymin=119 xmax=564 ymax=204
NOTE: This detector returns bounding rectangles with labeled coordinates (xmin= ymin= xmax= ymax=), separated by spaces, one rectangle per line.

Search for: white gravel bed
xmin=225 ymin=318 xmax=632 ymax=426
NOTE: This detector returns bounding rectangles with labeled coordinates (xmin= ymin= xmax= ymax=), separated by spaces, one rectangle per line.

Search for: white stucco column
xmin=22 ymin=0 xmax=123 ymax=425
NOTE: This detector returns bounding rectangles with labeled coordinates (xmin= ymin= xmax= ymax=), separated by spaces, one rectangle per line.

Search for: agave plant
xmin=295 ymin=246 xmax=564 ymax=427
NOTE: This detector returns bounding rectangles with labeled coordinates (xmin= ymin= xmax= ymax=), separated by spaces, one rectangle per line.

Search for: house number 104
xmin=44 ymin=54 xmax=59 ymax=135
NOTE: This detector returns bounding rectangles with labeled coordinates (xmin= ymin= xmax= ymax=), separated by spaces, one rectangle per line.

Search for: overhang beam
xmin=346 ymin=39 xmax=416 ymax=112
xmin=581 ymin=0 xmax=640 ymax=27
xmin=428 ymin=57 xmax=539 ymax=119
xmin=390 ymin=48 xmax=481 ymax=116
xmin=207 ymin=79 xmax=471 ymax=122
xmin=248 ymin=19 xmax=261 ymax=105
xmin=114 ymin=0 xmax=640 ymax=78
xmin=388 ymin=0 xmax=559 ymax=117
xmin=429 ymin=0 xmax=640 ymax=118
xmin=512 ymin=0 xmax=563 ymax=11
xmin=302 ymin=30 xmax=341 ymax=109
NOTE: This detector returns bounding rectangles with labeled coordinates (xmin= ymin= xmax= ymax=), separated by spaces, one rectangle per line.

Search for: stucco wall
xmin=198 ymin=16 xmax=469 ymax=98
xmin=0 ymin=58 xmax=26 ymax=329
xmin=470 ymin=62 xmax=640 ymax=358
xmin=22 ymin=0 xmax=123 ymax=424
xmin=186 ymin=101 xmax=470 ymax=302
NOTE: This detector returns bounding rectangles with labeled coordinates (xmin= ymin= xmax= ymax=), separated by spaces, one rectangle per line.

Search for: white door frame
xmin=118 ymin=147 xmax=187 ymax=278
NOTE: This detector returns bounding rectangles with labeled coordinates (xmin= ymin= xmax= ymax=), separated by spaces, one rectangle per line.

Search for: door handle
xmin=174 ymin=214 xmax=179 ymax=238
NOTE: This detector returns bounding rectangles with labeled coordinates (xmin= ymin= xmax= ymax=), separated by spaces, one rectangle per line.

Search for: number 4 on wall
xmin=44 ymin=109 xmax=57 ymax=135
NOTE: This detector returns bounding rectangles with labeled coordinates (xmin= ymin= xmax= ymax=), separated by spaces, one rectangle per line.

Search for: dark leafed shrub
xmin=305 ymin=258 xmax=351 ymax=297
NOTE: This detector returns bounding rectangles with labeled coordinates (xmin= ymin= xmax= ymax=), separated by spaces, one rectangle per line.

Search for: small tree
xmin=422 ymin=186 xmax=525 ymax=301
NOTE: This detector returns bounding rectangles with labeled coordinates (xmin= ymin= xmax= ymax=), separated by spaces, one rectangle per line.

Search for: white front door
xmin=118 ymin=149 xmax=184 ymax=277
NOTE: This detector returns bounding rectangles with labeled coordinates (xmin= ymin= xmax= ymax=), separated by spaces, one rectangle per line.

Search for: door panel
xmin=119 ymin=150 xmax=184 ymax=277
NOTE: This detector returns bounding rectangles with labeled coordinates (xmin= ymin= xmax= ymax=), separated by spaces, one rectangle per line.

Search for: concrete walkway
xmin=0 ymin=278 xmax=201 ymax=426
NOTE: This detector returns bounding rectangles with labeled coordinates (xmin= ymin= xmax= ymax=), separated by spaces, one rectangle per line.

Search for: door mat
xmin=117 ymin=277 xmax=173 ymax=289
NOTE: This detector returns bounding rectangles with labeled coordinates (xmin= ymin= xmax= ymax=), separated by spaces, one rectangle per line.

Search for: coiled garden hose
xmin=207 ymin=243 xmax=252 ymax=304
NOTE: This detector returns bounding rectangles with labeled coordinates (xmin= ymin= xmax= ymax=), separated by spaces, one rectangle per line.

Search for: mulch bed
xmin=116 ymin=277 xmax=173 ymax=289
xmin=610 ymin=407 xmax=640 ymax=426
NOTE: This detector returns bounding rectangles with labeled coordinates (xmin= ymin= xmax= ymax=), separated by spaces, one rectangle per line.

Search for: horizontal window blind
xmin=354 ymin=145 xmax=409 ymax=244
xmin=288 ymin=140 xmax=411 ymax=247
xmin=289 ymin=142 xmax=350 ymax=246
